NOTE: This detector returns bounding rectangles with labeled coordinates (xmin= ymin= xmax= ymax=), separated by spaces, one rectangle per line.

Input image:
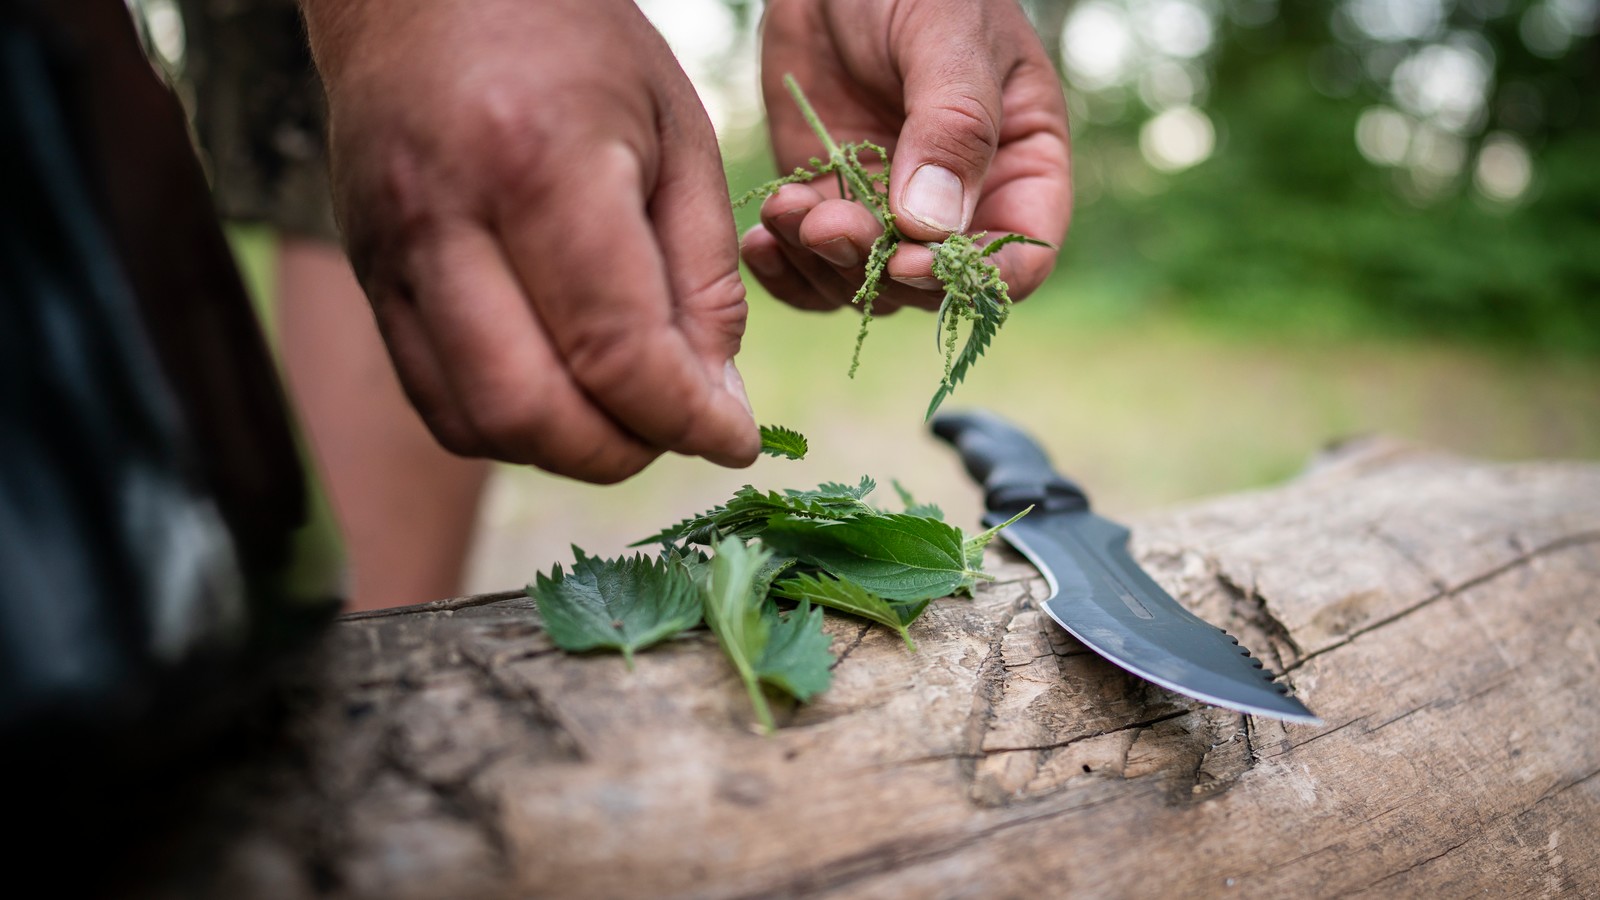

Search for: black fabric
xmin=0 ymin=0 xmax=340 ymax=777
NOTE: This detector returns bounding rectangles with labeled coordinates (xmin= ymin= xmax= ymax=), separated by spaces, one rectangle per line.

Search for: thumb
xmin=888 ymin=32 xmax=1005 ymax=241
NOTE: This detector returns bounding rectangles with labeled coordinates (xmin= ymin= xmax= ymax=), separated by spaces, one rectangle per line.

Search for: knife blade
xmin=932 ymin=410 xmax=1320 ymax=725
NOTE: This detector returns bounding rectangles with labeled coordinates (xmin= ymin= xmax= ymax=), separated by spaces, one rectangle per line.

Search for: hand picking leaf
xmin=773 ymin=572 xmax=920 ymax=650
xmin=759 ymin=513 xmax=981 ymax=602
xmin=759 ymin=425 xmax=809 ymax=460
xmin=702 ymin=536 xmax=833 ymax=732
xmin=527 ymin=548 xmax=702 ymax=669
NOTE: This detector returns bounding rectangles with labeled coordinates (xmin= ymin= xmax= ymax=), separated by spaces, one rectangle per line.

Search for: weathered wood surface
xmin=142 ymin=439 xmax=1600 ymax=898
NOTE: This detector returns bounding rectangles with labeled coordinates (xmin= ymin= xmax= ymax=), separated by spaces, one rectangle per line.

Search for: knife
xmin=932 ymin=410 xmax=1320 ymax=725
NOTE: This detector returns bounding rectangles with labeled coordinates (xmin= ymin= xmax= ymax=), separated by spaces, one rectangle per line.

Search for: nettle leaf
xmin=892 ymin=480 xmax=945 ymax=521
xmin=890 ymin=597 xmax=934 ymax=626
xmin=527 ymin=548 xmax=702 ymax=668
xmin=926 ymin=290 xmax=1003 ymax=421
xmin=702 ymin=537 xmax=776 ymax=730
xmin=755 ymin=600 xmax=833 ymax=701
xmin=669 ymin=547 xmax=713 ymax=589
xmin=755 ymin=554 xmax=797 ymax=598
xmin=632 ymin=477 xmax=877 ymax=548
xmin=962 ymin=507 xmax=1032 ymax=571
xmin=789 ymin=475 xmax=876 ymax=503
xmin=760 ymin=513 xmax=979 ymax=602
xmin=702 ymin=537 xmax=834 ymax=733
xmin=774 ymin=572 xmax=917 ymax=650
xmin=980 ymin=233 xmax=1055 ymax=256
xmin=759 ymin=424 xmax=809 ymax=460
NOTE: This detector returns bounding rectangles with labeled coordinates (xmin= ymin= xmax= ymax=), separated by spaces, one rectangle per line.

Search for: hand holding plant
xmin=740 ymin=0 xmax=1073 ymax=317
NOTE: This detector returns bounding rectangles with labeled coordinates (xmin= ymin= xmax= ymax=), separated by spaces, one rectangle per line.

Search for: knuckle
xmin=571 ymin=447 xmax=656 ymax=486
xmin=678 ymin=270 xmax=749 ymax=343
xmin=470 ymin=98 xmax=560 ymax=197
xmin=357 ymin=144 xmax=447 ymax=267
xmin=518 ymin=424 xmax=658 ymax=485
xmin=426 ymin=416 xmax=486 ymax=460
xmin=926 ymin=92 xmax=1001 ymax=170
xmin=562 ymin=318 xmax=702 ymax=450
xmin=461 ymin=390 xmax=548 ymax=452
xmin=471 ymin=82 xmax=556 ymax=157
xmin=560 ymin=314 xmax=660 ymax=400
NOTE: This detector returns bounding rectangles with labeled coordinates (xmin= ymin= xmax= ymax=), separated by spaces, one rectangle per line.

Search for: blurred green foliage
xmin=1059 ymin=0 xmax=1600 ymax=353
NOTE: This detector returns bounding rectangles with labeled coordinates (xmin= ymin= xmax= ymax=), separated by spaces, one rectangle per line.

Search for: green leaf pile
xmin=525 ymin=446 xmax=1025 ymax=733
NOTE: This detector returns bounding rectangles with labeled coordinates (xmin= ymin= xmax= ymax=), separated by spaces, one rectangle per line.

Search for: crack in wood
xmin=737 ymin=780 xmax=1170 ymax=899
xmin=340 ymin=590 xmax=528 ymax=622
xmin=976 ymin=710 xmax=1192 ymax=757
xmin=1002 ymin=647 xmax=1095 ymax=668
xmin=1337 ymin=834 xmax=1479 ymax=897
xmin=1267 ymin=714 xmax=1370 ymax=757
xmin=894 ymin=710 xmax=1197 ymax=767
xmin=1214 ymin=566 xmax=1303 ymax=670
xmin=1271 ymin=766 xmax=1600 ymax=897
xmin=1285 ymin=530 xmax=1600 ymax=675
xmin=828 ymin=622 xmax=873 ymax=672
xmin=1367 ymin=525 xmax=1450 ymax=593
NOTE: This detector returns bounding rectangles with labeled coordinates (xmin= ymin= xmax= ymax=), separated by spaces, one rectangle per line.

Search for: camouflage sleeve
xmin=175 ymin=0 xmax=339 ymax=242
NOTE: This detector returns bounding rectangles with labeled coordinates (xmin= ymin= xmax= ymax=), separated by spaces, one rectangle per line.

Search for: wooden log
xmin=131 ymin=438 xmax=1600 ymax=897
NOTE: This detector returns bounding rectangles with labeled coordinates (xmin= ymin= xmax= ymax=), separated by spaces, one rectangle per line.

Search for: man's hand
xmin=301 ymin=0 xmax=759 ymax=483
xmin=741 ymin=0 xmax=1072 ymax=315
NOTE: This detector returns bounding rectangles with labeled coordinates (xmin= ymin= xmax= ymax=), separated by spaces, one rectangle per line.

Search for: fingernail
xmin=814 ymin=237 xmax=861 ymax=268
xmin=903 ymin=165 xmax=965 ymax=232
xmin=724 ymin=360 xmax=754 ymax=418
xmin=893 ymin=275 xmax=943 ymax=291
xmin=771 ymin=208 xmax=807 ymax=244
xmin=745 ymin=245 xmax=783 ymax=279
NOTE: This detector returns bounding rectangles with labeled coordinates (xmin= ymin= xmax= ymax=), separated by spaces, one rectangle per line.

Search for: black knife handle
xmin=930 ymin=411 xmax=1090 ymax=514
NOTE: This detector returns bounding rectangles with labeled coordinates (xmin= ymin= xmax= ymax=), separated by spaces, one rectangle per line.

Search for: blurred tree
xmin=1052 ymin=0 xmax=1600 ymax=352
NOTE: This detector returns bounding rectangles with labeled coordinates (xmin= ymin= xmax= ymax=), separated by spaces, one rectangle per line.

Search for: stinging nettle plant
xmin=527 ymin=426 xmax=1028 ymax=733
xmin=736 ymin=75 xmax=1052 ymax=420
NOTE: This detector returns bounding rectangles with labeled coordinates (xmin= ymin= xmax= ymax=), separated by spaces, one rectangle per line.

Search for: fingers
xmin=386 ymin=224 xmax=661 ymax=483
xmin=745 ymin=184 xmax=864 ymax=309
xmin=496 ymin=141 xmax=758 ymax=469
xmin=893 ymin=13 xmax=1072 ymax=301
xmin=886 ymin=19 xmax=1006 ymax=241
xmin=741 ymin=225 xmax=836 ymax=312
xmin=743 ymin=183 xmax=943 ymax=311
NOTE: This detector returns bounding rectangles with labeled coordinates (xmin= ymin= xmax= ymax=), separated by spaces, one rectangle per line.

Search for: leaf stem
xmin=784 ymin=73 xmax=841 ymax=159
xmin=743 ymin=669 xmax=776 ymax=733
xmin=783 ymin=73 xmax=892 ymax=231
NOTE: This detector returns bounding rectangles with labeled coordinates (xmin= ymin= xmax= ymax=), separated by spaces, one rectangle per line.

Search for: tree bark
xmin=130 ymin=438 xmax=1600 ymax=898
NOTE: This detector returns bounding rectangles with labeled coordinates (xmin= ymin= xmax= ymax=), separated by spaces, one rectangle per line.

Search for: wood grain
xmin=132 ymin=438 xmax=1600 ymax=898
